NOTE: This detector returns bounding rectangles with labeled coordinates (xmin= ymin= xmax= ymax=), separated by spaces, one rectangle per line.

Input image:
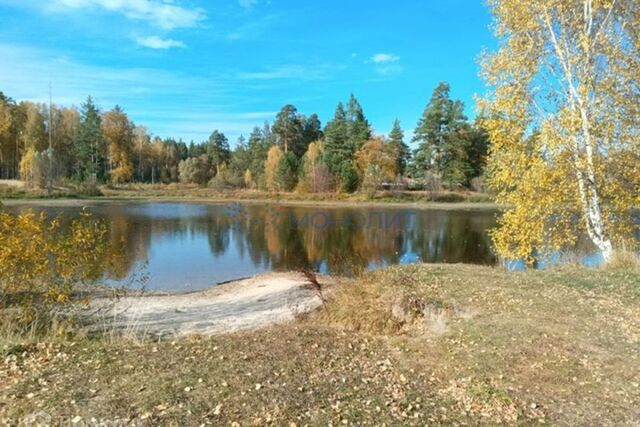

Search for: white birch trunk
xmin=544 ymin=2 xmax=615 ymax=262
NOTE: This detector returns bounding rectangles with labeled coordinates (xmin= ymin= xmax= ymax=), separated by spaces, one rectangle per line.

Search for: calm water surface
xmin=7 ymin=202 xmax=502 ymax=291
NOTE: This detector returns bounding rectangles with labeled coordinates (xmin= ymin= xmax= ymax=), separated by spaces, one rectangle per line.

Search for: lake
xmin=5 ymin=201 xmax=505 ymax=291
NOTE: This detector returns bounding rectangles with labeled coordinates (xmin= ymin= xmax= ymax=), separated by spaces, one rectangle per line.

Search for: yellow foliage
xmin=103 ymin=108 xmax=134 ymax=183
xmin=481 ymin=0 xmax=640 ymax=263
xmin=354 ymin=138 xmax=397 ymax=181
xmin=297 ymin=141 xmax=333 ymax=193
xmin=244 ymin=169 xmax=254 ymax=189
xmin=0 ymin=208 xmax=109 ymax=326
xmin=264 ymin=145 xmax=283 ymax=192
xmin=19 ymin=147 xmax=37 ymax=185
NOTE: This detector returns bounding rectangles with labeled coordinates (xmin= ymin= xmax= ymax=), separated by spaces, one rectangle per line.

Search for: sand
xmin=89 ymin=272 xmax=332 ymax=338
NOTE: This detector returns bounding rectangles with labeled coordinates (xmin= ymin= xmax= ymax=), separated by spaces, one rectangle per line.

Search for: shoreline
xmin=1 ymin=196 xmax=499 ymax=211
xmin=88 ymin=271 xmax=335 ymax=338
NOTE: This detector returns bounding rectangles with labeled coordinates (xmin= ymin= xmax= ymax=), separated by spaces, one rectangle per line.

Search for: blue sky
xmin=0 ymin=0 xmax=495 ymax=146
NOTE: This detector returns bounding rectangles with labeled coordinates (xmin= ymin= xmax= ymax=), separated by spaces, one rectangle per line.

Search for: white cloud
xmin=238 ymin=0 xmax=258 ymax=9
xmin=236 ymin=64 xmax=341 ymax=81
xmin=368 ymin=53 xmax=403 ymax=76
xmin=0 ymin=43 xmax=209 ymax=107
xmin=0 ymin=43 xmax=284 ymax=142
xmin=371 ymin=53 xmax=400 ymax=64
xmin=136 ymin=36 xmax=186 ymax=49
xmin=53 ymin=0 xmax=205 ymax=29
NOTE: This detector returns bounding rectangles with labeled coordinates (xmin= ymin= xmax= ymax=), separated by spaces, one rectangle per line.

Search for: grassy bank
xmin=1 ymin=180 xmax=494 ymax=206
xmin=101 ymin=183 xmax=494 ymax=205
xmin=1 ymin=264 xmax=639 ymax=426
xmin=0 ymin=181 xmax=103 ymax=200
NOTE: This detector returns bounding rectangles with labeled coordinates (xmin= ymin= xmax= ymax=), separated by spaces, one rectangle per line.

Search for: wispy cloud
xmin=369 ymin=53 xmax=403 ymax=76
xmin=0 ymin=43 xmax=286 ymax=142
xmin=375 ymin=64 xmax=404 ymax=76
xmin=238 ymin=0 xmax=258 ymax=9
xmin=136 ymin=36 xmax=186 ymax=49
xmin=52 ymin=0 xmax=205 ymax=30
xmin=237 ymin=64 xmax=342 ymax=81
xmin=225 ymin=13 xmax=281 ymax=41
xmin=371 ymin=53 xmax=400 ymax=64
xmin=0 ymin=43 xmax=212 ymax=107
xmin=132 ymin=111 xmax=278 ymax=140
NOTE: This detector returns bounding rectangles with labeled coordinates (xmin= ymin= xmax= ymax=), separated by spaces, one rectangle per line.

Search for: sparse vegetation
xmin=95 ymin=182 xmax=494 ymax=205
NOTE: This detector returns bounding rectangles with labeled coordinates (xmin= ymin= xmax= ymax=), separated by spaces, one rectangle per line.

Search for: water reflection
xmin=7 ymin=202 xmax=500 ymax=291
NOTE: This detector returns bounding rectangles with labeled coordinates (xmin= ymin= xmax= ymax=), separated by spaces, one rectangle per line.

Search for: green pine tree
xmin=275 ymin=151 xmax=299 ymax=191
xmin=302 ymin=113 xmax=323 ymax=146
xmin=272 ymin=105 xmax=304 ymax=156
xmin=412 ymin=82 xmax=471 ymax=187
xmin=346 ymin=94 xmax=371 ymax=152
xmin=206 ymin=130 xmax=231 ymax=176
xmin=74 ymin=96 xmax=104 ymax=182
xmin=388 ymin=119 xmax=410 ymax=176
xmin=247 ymin=125 xmax=273 ymax=189
xmin=323 ymin=103 xmax=351 ymax=191
xmin=323 ymin=96 xmax=372 ymax=193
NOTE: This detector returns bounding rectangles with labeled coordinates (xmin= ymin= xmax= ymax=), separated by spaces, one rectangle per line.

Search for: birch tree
xmin=481 ymin=0 xmax=640 ymax=263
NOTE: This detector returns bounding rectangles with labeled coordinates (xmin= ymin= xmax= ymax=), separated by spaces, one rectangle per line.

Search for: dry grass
xmin=0 ymin=181 xmax=102 ymax=199
xmin=1 ymin=264 xmax=639 ymax=426
xmin=608 ymin=250 xmax=640 ymax=271
xmin=100 ymin=183 xmax=493 ymax=206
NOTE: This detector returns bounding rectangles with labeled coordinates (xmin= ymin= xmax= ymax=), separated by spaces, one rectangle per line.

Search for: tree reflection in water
xmin=6 ymin=202 xmax=500 ymax=291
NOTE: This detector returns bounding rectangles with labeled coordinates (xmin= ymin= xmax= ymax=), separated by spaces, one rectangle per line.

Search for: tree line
xmin=0 ymin=82 xmax=488 ymax=194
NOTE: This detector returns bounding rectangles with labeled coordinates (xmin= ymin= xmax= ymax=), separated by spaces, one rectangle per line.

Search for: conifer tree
xmin=206 ymin=130 xmax=231 ymax=176
xmin=413 ymin=83 xmax=470 ymax=187
xmin=388 ymin=119 xmax=410 ymax=176
xmin=272 ymin=104 xmax=303 ymax=155
xmin=74 ymin=96 xmax=104 ymax=182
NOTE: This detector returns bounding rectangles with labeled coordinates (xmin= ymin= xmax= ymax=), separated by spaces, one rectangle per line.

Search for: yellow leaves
xmin=354 ymin=138 xmax=398 ymax=182
xmin=0 ymin=209 xmax=109 ymax=318
xmin=103 ymin=108 xmax=134 ymax=183
xmin=0 ymin=99 xmax=12 ymax=137
xmin=482 ymin=0 xmax=640 ymax=263
xmin=264 ymin=145 xmax=283 ymax=192
xmin=305 ymin=141 xmax=322 ymax=164
xmin=243 ymin=169 xmax=254 ymax=189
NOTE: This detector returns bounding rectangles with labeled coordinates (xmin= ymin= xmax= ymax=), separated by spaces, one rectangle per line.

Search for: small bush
xmin=428 ymin=192 xmax=467 ymax=203
xmin=470 ymin=176 xmax=485 ymax=193
xmin=178 ymin=155 xmax=211 ymax=186
xmin=423 ymin=172 xmax=443 ymax=192
xmin=0 ymin=208 xmax=110 ymax=336
xmin=319 ymin=266 xmax=430 ymax=334
xmin=74 ymin=182 xmax=103 ymax=197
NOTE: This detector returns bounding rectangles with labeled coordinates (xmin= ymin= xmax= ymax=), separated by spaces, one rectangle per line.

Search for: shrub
xmin=360 ymin=164 xmax=384 ymax=199
xmin=423 ymin=171 xmax=443 ymax=192
xmin=297 ymin=162 xmax=335 ymax=193
xmin=470 ymin=176 xmax=485 ymax=193
xmin=319 ymin=266 xmax=427 ymax=335
xmin=178 ymin=155 xmax=211 ymax=186
xmin=208 ymin=164 xmax=236 ymax=191
xmin=74 ymin=182 xmax=103 ymax=197
xmin=20 ymin=148 xmax=52 ymax=189
xmin=0 ymin=208 xmax=109 ymax=334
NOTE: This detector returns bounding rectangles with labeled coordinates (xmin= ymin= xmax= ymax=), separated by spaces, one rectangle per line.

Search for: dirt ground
xmin=89 ymin=272 xmax=332 ymax=338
